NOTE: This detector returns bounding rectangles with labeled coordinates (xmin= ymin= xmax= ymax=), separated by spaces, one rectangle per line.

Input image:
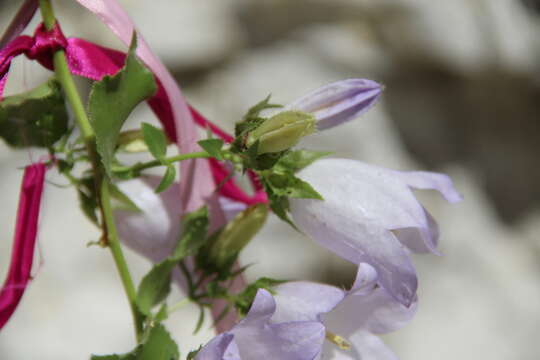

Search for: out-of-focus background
xmin=1 ymin=0 xmax=540 ymax=359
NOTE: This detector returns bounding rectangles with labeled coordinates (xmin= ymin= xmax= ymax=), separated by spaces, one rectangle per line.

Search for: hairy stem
xmin=39 ymin=0 xmax=143 ymax=341
xmin=112 ymin=151 xmax=211 ymax=174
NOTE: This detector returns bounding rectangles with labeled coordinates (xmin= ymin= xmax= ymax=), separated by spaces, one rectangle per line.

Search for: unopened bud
xmin=284 ymin=79 xmax=382 ymax=131
xmin=246 ymin=111 xmax=316 ymax=154
xmin=206 ymin=204 xmax=268 ymax=270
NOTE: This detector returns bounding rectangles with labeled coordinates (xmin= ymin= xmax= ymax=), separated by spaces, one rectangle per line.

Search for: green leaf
xmin=88 ymin=33 xmax=157 ymax=177
xmin=154 ymin=304 xmax=168 ymax=322
xmin=91 ymin=324 xmax=179 ymax=360
xmin=197 ymin=138 xmax=224 ymax=160
xmin=136 ymin=206 xmax=208 ymax=315
xmin=276 ymin=149 xmax=332 ymax=173
xmin=0 ymin=78 xmax=68 ymax=148
xmin=155 ymin=165 xmax=176 ymax=193
xmin=142 ymin=123 xmax=167 ymax=161
xmin=138 ymin=324 xmax=179 ymax=360
xmin=187 ymin=347 xmax=202 ymax=360
xmin=171 ymin=206 xmax=209 ymax=260
xmin=77 ymin=177 xmax=99 ymax=226
xmin=136 ymin=260 xmax=175 ymax=316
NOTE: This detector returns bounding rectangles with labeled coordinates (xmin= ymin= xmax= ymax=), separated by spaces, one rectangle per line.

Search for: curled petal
xmin=0 ymin=163 xmax=46 ymax=330
xmin=325 ymin=271 xmax=418 ymax=336
xmin=393 ymin=170 xmax=463 ymax=203
xmin=393 ymin=207 xmax=440 ymax=254
xmin=284 ymin=79 xmax=382 ymax=131
xmin=272 ymin=282 xmax=345 ymax=323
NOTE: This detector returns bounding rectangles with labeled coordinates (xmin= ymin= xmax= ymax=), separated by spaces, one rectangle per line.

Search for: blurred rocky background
xmin=1 ymin=0 xmax=540 ymax=359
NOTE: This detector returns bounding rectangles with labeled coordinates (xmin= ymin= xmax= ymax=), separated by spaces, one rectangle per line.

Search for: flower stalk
xmin=38 ymin=0 xmax=143 ymax=341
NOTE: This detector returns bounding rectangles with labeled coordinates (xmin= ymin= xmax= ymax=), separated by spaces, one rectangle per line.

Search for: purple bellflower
xmin=272 ymin=263 xmax=417 ymax=360
xmin=198 ymin=264 xmax=414 ymax=360
xmin=289 ymin=158 xmax=462 ymax=306
xmin=196 ymin=289 xmax=325 ymax=360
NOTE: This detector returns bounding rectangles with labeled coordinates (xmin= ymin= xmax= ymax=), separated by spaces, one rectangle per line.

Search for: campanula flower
xmin=289 ymin=158 xmax=462 ymax=306
xmin=273 ymin=263 xmax=417 ymax=360
xmin=283 ymin=79 xmax=382 ymax=131
xmin=196 ymin=289 xmax=325 ymax=360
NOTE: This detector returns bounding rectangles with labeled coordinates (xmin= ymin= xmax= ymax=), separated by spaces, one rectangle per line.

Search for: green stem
xmin=112 ymin=151 xmax=210 ymax=174
xmin=100 ymin=181 xmax=144 ymax=339
xmin=39 ymin=0 xmax=143 ymax=341
xmin=39 ymin=0 xmax=94 ymax=140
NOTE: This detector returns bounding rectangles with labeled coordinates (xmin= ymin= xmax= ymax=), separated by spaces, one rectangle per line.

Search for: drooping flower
xmin=289 ymin=158 xmax=462 ymax=306
xmin=283 ymin=79 xmax=383 ymax=131
xmin=272 ymin=263 xmax=417 ymax=360
xmin=196 ymin=289 xmax=325 ymax=360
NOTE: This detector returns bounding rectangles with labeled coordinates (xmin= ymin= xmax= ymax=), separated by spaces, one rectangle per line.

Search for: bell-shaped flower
xmin=289 ymin=158 xmax=462 ymax=306
xmin=283 ymin=79 xmax=382 ymax=131
xmin=273 ymin=263 xmax=417 ymax=360
xmin=196 ymin=289 xmax=325 ymax=360
xmin=114 ymin=176 xmax=246 ymax=263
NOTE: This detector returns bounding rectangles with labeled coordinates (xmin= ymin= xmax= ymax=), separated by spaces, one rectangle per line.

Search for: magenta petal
xmin=0 ymin=163 xmax=46 ymax=330
xmin=284 ymin=79 xmax=382 ymax=131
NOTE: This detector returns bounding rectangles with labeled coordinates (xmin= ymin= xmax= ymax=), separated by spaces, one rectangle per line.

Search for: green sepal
xmin=141 ymin=122 xmax=167 ymax=162
xmin=234 ymin=277 xmax=287 ymax=316
xmin=275 ymin=149 xmax=332 ymax=173
xmin=234 ymin=95 xmax=281 ymax=137
xmin=0 ymin=78 xmax=68 ymax=148
xmin=88 ymin=33 xmax=157 ymax=177
xmin=155 ymin=165 xmax=176 ymax=193
xmin=198 ymin=138 xmax=224 ymax=160
xmin=265 ymin=172 xmax=323 ymax=200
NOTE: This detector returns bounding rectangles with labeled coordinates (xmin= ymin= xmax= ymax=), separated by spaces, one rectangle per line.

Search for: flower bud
xmin=284 ymin=79 xmax=383 ymax=131
xmin=246 ymin=111 xmax=316 ymax=154
xmin=206 ymin=204 xmax=268 ymax=271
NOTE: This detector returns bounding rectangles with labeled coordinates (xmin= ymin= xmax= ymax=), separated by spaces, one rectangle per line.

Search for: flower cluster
xmin=0 ymin=1 xmax=461 ymax=359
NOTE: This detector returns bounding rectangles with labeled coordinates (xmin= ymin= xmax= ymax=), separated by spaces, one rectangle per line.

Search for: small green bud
xmin=246 ymin=111 xmax=316 ymax=154
xmin=206 ymin=204 xmax=268 ymax=271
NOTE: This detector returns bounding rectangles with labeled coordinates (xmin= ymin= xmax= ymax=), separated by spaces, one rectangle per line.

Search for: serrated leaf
xmin=171 ymin=206 xmax=209 ymax=260
xmin=276 ymin=149 xmax=332 ymax=173
xmin=155 ymin=165 xmax=176 ymax=193
xmin=88 ymin=33 xmax=157 ymax=177
xmin=142 ymin=123 xmax=167 ymax=161
xmin=197 ymin=138 xmax=224 ymax=160
xmin=0 ymin=78 xmax=68 ymax=148
xmin=138 ymin=324 xmax=179 ymax=360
